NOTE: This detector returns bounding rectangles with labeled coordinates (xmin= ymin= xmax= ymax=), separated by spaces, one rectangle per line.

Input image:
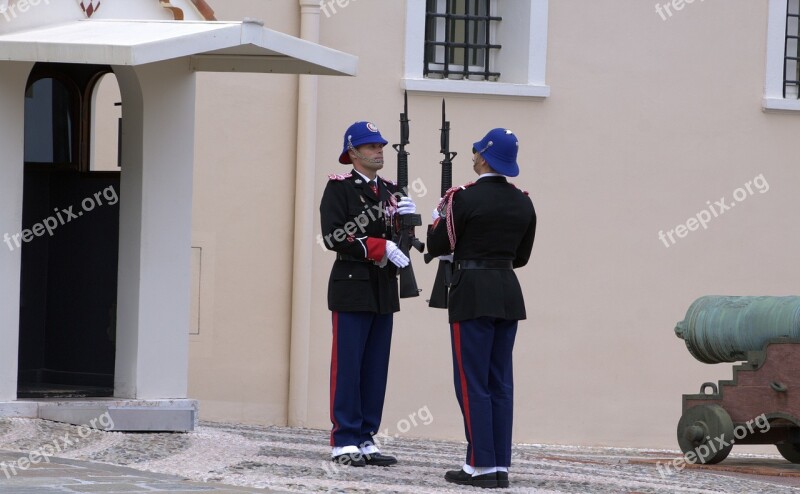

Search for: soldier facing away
xmin=427 ymin=128 xmax=537 ymax=489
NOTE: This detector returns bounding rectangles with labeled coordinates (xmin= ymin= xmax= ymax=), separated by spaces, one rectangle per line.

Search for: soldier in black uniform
xmin=427 ymin=128 xmax=536 ymax=489
xmin=320 ymin=121 xmax=416 ymax=467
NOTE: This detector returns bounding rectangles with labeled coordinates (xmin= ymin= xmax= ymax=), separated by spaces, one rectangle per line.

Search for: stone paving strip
xmin=0 ymin=418 xmax=799 ymax=492
xmin=0 ymin=451 xmax=283 ymax=493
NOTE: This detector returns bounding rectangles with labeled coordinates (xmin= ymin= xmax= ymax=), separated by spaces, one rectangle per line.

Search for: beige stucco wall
xmin=187 ymin=3 xmax=300 ymax=424
xmin=186 ymin=0 xmax=800 ymax=450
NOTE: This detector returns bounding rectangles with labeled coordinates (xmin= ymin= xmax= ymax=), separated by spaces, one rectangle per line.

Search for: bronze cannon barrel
xmin=675 ymin=295 xmax=800 ymax=363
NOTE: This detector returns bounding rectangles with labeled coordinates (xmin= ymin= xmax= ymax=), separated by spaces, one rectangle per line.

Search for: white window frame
xmin=764 ymin=0 xmax=800 ymax=111
xmin=402 ymin=0 xmax=550 ymax=98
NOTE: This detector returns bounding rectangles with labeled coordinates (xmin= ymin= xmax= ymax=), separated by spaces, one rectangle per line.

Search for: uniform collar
xmin=351 ymin=169 xmax=380 ymax=200
xmin=352 ymin=169 xmax=378 ymax=184
xmin=476 ymin=173 xmax=508 ymax=183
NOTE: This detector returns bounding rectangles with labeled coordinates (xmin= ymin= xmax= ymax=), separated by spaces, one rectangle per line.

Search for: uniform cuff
xmin=365 ymin=238 xmax=386 ymax=261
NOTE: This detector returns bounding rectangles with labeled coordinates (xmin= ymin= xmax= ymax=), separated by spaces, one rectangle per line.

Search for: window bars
xmin=785 ymin=0 xmax=800 ymax=98
xmin=424 ymin=0 xmax=502 ymax=81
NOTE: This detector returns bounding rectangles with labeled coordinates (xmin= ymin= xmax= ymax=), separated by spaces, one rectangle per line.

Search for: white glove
xmin=397 ymin=196 xmax=416 ymax=216
xmin=438 ymin=254 xmax=454 ymax=262
xmin=385 ymin=240 xmax=410 ymax=268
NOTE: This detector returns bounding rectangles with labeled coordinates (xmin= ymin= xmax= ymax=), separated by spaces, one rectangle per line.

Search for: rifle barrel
xmin=395 ymin=90 xmax=421 ymax=298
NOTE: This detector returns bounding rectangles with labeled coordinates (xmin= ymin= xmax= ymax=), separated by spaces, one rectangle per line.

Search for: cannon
xmin=675 ymin=296 xmax=800 ymax=464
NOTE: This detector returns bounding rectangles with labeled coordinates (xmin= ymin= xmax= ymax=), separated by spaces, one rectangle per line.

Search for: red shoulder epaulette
xmin=328 ymin=173 xmax=352 ymax=181
xmin=510 ymin=183 xmax=530 ymax=196
xmin=437 ymin=181 xmax=475 ymax=209
xmin=378 ymin=176 xmax=396 ymax=187
xmin=435 ymin=182 xmax=476 ymax=252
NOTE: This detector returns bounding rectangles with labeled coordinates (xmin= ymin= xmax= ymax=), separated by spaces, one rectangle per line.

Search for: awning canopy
xmin=0 ymin=19 xmax=358 ymax=76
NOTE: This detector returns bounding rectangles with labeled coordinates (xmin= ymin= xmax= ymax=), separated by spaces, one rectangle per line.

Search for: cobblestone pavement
xmin=0 ymin=418 xmax=800 ymax=493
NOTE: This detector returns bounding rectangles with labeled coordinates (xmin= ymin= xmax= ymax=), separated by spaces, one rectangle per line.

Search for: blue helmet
xmin=339 ymin=121 xmax=389 ymax=164
xmin=473 ymin=128 xmax=520 ymax=177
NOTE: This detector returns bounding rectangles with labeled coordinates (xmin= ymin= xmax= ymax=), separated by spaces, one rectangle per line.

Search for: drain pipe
xmin=288 ymin=0 xmax=322 ymax=427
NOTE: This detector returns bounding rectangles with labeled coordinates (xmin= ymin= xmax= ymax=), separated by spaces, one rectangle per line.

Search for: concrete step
xmin=0 ymin=399 xmax=198 ymax=432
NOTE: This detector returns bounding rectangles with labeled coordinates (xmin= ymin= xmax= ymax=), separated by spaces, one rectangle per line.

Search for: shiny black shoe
xmin=331 ymin=452 xmax=366 ymax=467
xmin=497 ymin=471 xmax=510 ymax=488
xmin=444 ymin=469 xmax=498 ymax=488
xmin=364 ymin=452 xmax=397 ymax=466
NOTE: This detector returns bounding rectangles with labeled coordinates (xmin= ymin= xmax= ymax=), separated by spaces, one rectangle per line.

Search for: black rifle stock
xmin=392 ymin=91 xmax=423 ymax=298
xmin=425 ymin=99 xmax=456 ymax=309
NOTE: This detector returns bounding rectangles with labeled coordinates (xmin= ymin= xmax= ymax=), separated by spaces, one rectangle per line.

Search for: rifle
xmin=425 ymin=99 xmax=457 ymax=309
xmin=392 ymin=91 xmax=424 ymax=298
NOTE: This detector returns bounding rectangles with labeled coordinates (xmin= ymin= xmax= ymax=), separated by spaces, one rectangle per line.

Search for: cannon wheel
xmin=677 ymin=404 xmax=734 ymax=464
xmin=777 ymin=442 xmax=800 ymax=463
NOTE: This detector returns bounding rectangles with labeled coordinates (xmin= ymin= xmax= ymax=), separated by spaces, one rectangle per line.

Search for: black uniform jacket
xmin=320 ymin=170 xmax=400 ymax=314
xmin=427 ymin=176 xmax=536 ymax=323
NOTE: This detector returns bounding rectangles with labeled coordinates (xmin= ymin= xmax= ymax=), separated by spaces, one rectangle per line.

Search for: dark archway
xmin=17 ymin=63 xmax=121 ymax=398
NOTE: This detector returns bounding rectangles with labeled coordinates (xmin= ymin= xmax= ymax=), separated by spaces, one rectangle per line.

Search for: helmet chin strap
xmin=476 ymin=140 xmax=493 ymax=155
xmin=348 ymin=136 xmax=384 ymax=165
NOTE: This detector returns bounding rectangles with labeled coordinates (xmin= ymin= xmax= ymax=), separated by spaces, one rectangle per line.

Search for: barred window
xmin=785 ymin=0 xmax=800 ymax=98
xmin=424 ymin=0 xmax=501 ymax=81
xmin=404 ymin=0 xmax=549 ymax=98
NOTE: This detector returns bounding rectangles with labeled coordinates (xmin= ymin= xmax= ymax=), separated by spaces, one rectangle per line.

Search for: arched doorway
xmin=17 ymin=63 xmax=121 ymax=398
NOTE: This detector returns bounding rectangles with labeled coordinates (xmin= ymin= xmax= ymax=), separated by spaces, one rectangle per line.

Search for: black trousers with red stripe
xmin=330 ymin=311 xmax=394 ymax=448
xmin=450 ymin=317 xmax=518 ymax=467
